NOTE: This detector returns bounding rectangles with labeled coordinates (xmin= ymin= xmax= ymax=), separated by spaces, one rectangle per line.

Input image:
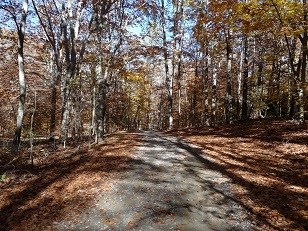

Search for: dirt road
xmin=55 ymin=131 xmax=254 ymax=230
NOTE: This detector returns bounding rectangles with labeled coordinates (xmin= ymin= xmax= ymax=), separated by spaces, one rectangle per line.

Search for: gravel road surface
xmin=55 ymin=131 xmax=254 ymax=230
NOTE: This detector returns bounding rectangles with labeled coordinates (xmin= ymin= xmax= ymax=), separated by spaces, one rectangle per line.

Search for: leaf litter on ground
xmin=0 ymin=132 xmax=138 ymax=231
xmin=167 ymin=119 xmax=307 ymax=231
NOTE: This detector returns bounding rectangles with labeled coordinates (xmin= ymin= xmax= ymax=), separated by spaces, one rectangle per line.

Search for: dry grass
xmin=169 ymin=119 xmax=308 ymax=231
xmin=0 ymin=132 xmax=138 ymax=231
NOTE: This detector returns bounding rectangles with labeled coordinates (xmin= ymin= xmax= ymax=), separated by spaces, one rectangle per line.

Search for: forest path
xmin=55 ymin=131 xmax=254 ymax=230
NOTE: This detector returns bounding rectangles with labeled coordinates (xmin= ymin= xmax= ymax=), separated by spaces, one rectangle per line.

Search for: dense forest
xmin=0 ymin=1 xmax=307 ymax=231
xmin=0 ymin=0 xmax=307 ymax=149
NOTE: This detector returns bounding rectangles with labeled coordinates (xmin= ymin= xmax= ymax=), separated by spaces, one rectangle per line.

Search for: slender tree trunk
xmin=203 ymin=47 xmax=210 ymax=126
xmin=29 ymin=90 xmax=36 ymax=166
xmin=60 ymin=2 xmax=70 ymax=146
xmin=13 ymin=0 xmax=29 ymax=152
xmin=204 ymin=84 xmax=210 ymax=126
xmin=61 ymin=87 xmax=71 ymax=148
xmin=299 ymin=0 xmax=307 ymax=123
xmin=161 ymin=0 xmax=173 ymax=130
xmin=275 ymin=62 xmax=282 ymax=117
xmin=237 ymin=39 xmax=244 ymax=120
xmin=50 ymin=76 xmax=57 ymax=136
xmin=241 ymin=36 xmax=249 ymax=121
xmin=288 ymin=78 xmax=296 ymax=118
xmin=257 ymin=49 xmax=264 ymax=118
xmin=211 ymin=62 xmax=219 ymax=125
xmin=225 ymin=30 xmax=233 ymax=124
xmin=288 ymin=38 xmax=300 ymax=118
xmin=172 ymin=0 xmax=184 ymax=128
xmin=95 ymin=59 xmax=109 ymax=143
xmin=191 ymin=93 xmax=197 ymax=126
xmin=50 ymin=63 xmax=62 ymax=139
xmin=91 ymin=83 xmax=96 ymax=136
xmin=49 ymin=51 xmax=61 ymax=138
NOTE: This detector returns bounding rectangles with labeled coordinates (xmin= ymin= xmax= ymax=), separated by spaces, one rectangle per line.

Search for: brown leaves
xmin=0 ymin=132 xmax=138 ymax=231
xmin=170 ymin=119 xmax=308 ymax=231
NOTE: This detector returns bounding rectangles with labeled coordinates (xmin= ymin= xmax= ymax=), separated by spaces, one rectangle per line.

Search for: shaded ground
xmin=0 ymin=132 xmax=138 ymax=231
xmin=54 ymin=131 xmax=253 ymax=230
xmin=1 ymin=131 xmax=254 ymax=231
xmin=1 ymin=119 xmax=306 ymax=230
xmin=168 ymin=119 xmax=308 ymax=231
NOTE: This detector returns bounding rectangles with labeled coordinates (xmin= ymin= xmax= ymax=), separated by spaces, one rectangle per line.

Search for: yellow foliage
xmin=126 ymin=72 xmax=143 ymax=82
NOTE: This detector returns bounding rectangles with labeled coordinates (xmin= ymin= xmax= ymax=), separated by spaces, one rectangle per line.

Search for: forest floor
xmin=0 ymin=119 xmax=307 ymax=231
xmin=168 ymin=118 xmax=308 ymax=231
xmin=0 ymin=132 xmax=139 ymax=230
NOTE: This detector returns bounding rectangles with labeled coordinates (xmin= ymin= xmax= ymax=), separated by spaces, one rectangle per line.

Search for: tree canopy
xmin=0 ymin=0 xmax=307 ymax=143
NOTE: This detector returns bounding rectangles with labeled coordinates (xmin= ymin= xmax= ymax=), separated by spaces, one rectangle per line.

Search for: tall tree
xmin=32 ymin=0 xmax=63 ymax=138
xmin=0 ymin=0 xmax=29 ymax=151
xmin=171 ymin=0 xmax=184 ymax=127
xmin=160 ymin=0 xmax=173 ymax=129
xmin=270 ymin=0 xmax=307 ymax=122
xmin=92 ymin=0 xmax=127 ymax=142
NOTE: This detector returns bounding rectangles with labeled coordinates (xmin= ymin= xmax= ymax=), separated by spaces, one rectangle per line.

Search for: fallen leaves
xmin=169 ymin=119 xmax=308 ymax=231
xmin=0 ymin=132 xmax=139 ymax=231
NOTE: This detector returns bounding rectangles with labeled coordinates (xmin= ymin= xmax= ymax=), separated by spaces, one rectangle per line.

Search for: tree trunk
xmin=288 ymin=38 xmax=300 ymax=118
xmin=49 ymin=51 xmax=61 ymax=138
xmin=288 ymin=78 xmax=296 ymax=118
xmin=225 ymin=30 xmax=233 ymax=124
xmin=32 ymin=0 xmax=63 ymax=138
xmin=13 ymin=0 xmax=29 ymax=152
xmin=271 ymin=0 xmax=306 ymax=122
xmin=237 ymin=39 xmax=244 ymax=120
xmin=203 ymin=47 xmax=210 ymax=126
xmin=95 ymin=59 xmax=109 ymax=143
xmin=241 ymin=36 xmax=249 ymax=121
xmin=49 ymin=74 xmax=57 ymax=136
xmin=60 ymin=0 xmax=86 ymax=145
xmin=29 ymin=90 xmax=36 ymax=166
xmin=299 ymin=0 xmax=307 ymax=123
xmin=257 ymin=48 xmax=264 ymax=118
xmin=172 ymin=0 xmax=184 ymax=128
xmin=161 ymin=0 xmax=173 ymax=130
xmin=211 ymin=62 xmax=219 ymax=125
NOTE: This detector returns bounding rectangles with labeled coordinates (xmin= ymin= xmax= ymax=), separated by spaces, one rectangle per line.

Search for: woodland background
xmin=0 ymin=0 xmax=307 ymax=147
xmin=0 ymin=1 xmax=307 ymax=230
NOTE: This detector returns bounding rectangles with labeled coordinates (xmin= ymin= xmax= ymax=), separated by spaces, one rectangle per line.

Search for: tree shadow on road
xmin=167 ymin=120 xmax=308 ymax=231
xmin=117 ymin=132 xmax=252 ymax=231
